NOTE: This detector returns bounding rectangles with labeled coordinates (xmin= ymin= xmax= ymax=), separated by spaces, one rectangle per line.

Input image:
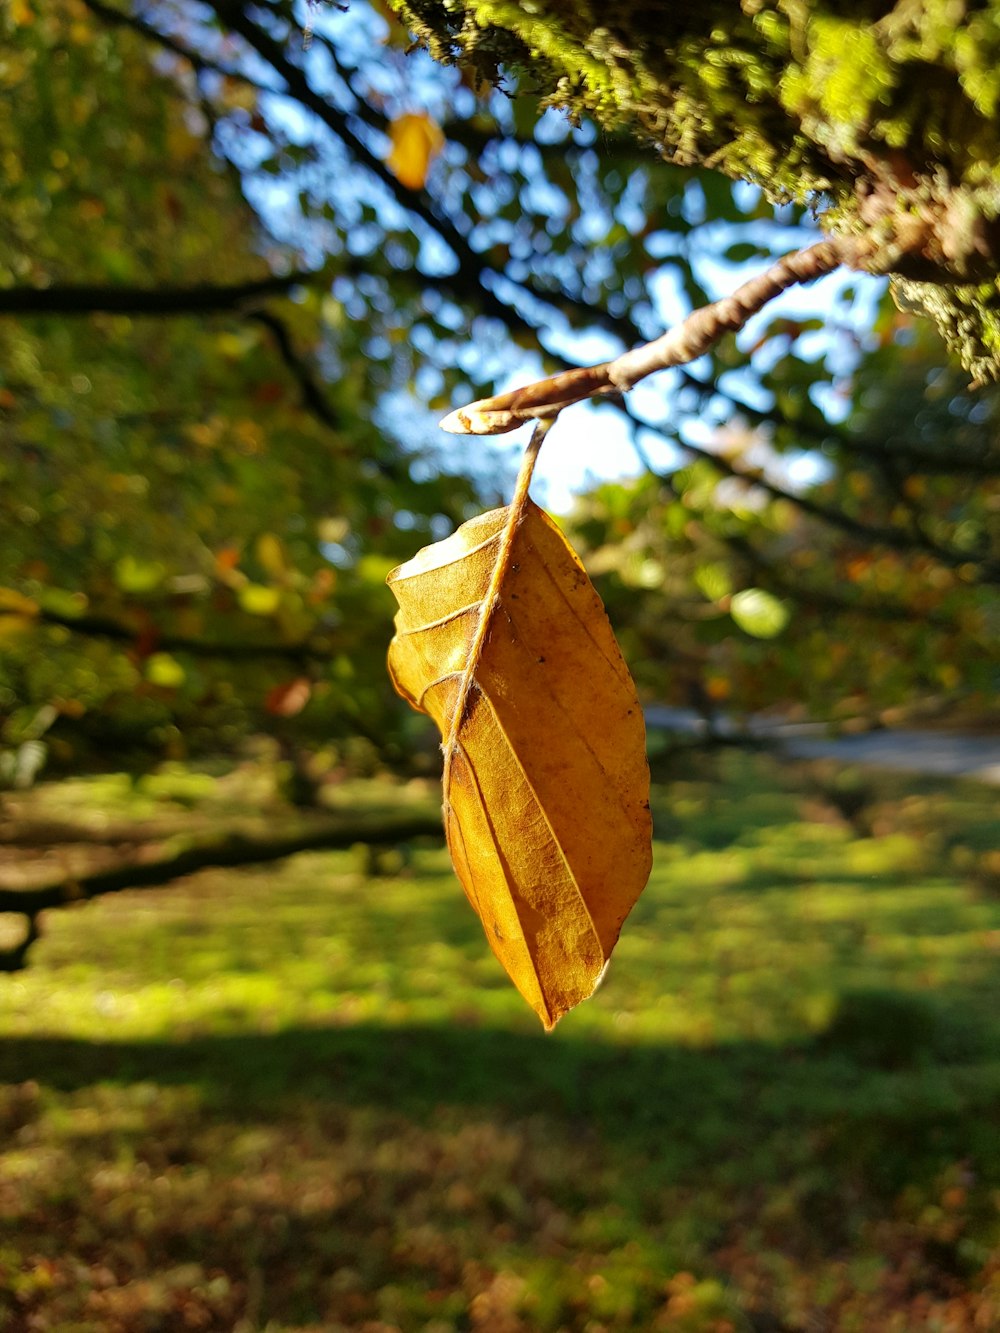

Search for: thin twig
xmin=248 ymin=308 xmax=343 ymax=433
xmin=5 ymin=604 xmax=328 ymax=663
xmin=80 ymin=0 xmax=263 ymax=83
xmin=440 ymin=240 xmax=856 ymax=435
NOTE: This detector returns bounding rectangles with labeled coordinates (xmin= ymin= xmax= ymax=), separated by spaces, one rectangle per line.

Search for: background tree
xmin=565 ymin=321 xmax=1000 ymax=727
xmin=4 ymin=0 xmax=996 ymax=768
xmin=1 ymin=0 xmax=997 ymax=942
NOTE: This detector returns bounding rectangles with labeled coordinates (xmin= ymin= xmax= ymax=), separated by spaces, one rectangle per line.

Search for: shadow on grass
xmin=5 ymin=1012 xmax=999 ymax=1196
xmin=5 ymin=1001 xmax=1000 ymax=1328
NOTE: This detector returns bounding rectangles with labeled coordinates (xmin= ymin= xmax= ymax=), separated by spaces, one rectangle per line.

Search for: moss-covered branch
xmin=390 ymin=0 xmax=1000 ymax=379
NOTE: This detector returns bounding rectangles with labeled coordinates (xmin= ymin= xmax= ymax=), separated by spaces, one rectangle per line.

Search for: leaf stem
xmin=442 ymin=417 xmax=553 ymax=764
xmin=510 ymin=417 xmax=554 ymax=513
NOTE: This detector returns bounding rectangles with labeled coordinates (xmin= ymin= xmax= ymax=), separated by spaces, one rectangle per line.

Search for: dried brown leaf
xmin=387 ymin=497 xmax=651 ymax=1029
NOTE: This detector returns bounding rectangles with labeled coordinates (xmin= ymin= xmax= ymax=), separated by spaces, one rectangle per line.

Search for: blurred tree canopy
xmin=1 ymin=0 xmax=998 ymax=793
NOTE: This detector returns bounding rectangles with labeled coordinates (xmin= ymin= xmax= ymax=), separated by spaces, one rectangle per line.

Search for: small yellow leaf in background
xmin=0 ymin=587 xmax=39 ymax=617
xmin=694 ymin=562 xmax=733 ymax=603
xmin=256 ymin=532 xmax=288 ymax=580
xmin=146 ymin=653 xmax=186 ymax=689
xmin=114 ymin=554 xmax=166 ymax=595
xmin=38 ymin=589 xmax=88 ymax=620
xmin=387 ymin=498 xmax=652 ymax=1030
xmin=238 ymin=583 xmax=281 ymax=616
xmin=387 ymin=112 xmax=444 ymax=190
xmin=730 ymin=587 xmax=790 ymax=638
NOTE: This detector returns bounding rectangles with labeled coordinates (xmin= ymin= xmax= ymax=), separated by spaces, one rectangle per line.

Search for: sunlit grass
xmin=2 ymin=751 xmax=999 ymax=1331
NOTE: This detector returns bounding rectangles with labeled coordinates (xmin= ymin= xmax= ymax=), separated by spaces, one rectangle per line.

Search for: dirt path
xmin=645 ymin=707 xmax=1000 ymax=786
xmin=778 ymin=728 xmax=1000 ymax=785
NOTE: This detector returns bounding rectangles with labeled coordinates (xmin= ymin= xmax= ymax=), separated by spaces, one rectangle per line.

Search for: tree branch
xmin=0 ymin=809 xmax=443 ymax=914
xmin=718 ymin=531 xmax=962 ymax=629
xmin=0 ymin=272 xmax=320 ymax=319
xmin=198 ymin=2 xmax=659 ymax=354
xmin=676 ymin=364 xmax=1000 ymax=477
xmin=6 ymin=604 xmax=331 ymax=663
xmin=671 ymin=436 xmax=987 ymax=569
xmin=203 ymin=1 xmax=520 ymax=323
xmin=247 ymin=308 xmax=411 ymax=482
xmin=85 ymin=0 xmax=591 ymax=357
xmin=80 ymin=0 xmax=272 ymax=87
xmin=248 ymin=307 xmax=343 ymax=433
xmin=86 ymin=0 xmax=858 ymax=451
xmin=0 ymin=817 xmax=174 ymax=848
xmin=0 ymin=809 xmax=443 ymax=969
xmin=76 ymin=0 xmax=1000 ymax=528
xmin=611 ymin=395 xmax=998 ymax=580
xmin=435 ymin=234 xmax=998 ymax=577
xmin=826 ymin=426 xmax=1000 ymax=477
xmin=441 ymin=240 xmax=857 ymax=433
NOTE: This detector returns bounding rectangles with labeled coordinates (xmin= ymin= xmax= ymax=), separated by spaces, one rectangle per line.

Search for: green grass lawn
xmin=2 ymin=751 xmax=999 ymax=1332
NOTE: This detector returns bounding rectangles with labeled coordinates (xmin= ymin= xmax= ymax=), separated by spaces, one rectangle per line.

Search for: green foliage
xmin=564 ymin=318 xmax=1000 ymax=722
xmin=0 ymin=1 xmax=481 ymax=777
xmin=2 ymin=753 xmax=999 ymax=1329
